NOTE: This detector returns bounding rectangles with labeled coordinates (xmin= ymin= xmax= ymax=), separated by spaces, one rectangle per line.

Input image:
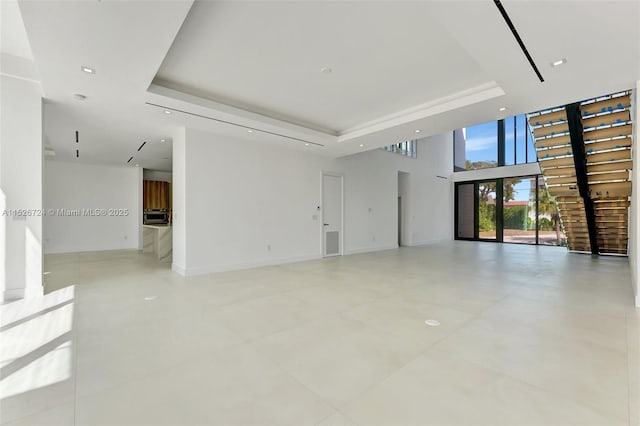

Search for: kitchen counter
xmin=143 ymin=224 xmax=172 ymax=262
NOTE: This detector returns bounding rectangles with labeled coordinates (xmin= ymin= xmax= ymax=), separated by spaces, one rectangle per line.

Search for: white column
xmin=0 ymin=73 xmax=43 ymax=301
xmin=171 ymin=127 xmax=187 ymax=275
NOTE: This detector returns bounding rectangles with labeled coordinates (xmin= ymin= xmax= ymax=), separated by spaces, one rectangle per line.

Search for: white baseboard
xmin=3 ymin=288 xmax=25 ymax=302
xmin=344 ymin=244 xmax=398 ymax=255
xmin=408 ymin=237 xmax=452 ymax=247
xmin=171 ymin=263 xmax=187 ymax=276
xmin=179 ymin=253 xmax=321 ymax=277
xmin=44 ymin=246 xmax=140 ymax=255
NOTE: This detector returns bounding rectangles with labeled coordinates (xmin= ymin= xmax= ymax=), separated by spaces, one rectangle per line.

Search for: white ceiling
xmin=155 ymin=1 xmax=493 ymax=134
xmin=7 ymin=0 xmax=640 ymax=171
xmin=0 ymin=0 xmax=32 ymax=60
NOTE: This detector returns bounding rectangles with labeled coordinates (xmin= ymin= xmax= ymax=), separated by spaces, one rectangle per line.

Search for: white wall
xmin=171 ymin=128 xmax=187 ymax=274
xmin=452 ymin=162 xmax=542 ymax=182
xmin=336 ymin=132 xmax=454 ymax=252
xmin=172 ymin=127 xmax=454 ymax=276
xmin=43 ymin=161 xmax=142 ymax=254
xmin=0 ymin=74 xmax=43 ymax=301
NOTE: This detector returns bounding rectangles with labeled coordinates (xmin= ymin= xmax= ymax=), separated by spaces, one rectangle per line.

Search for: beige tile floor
xmin=1 ymin=242 xmax=639 ymax=425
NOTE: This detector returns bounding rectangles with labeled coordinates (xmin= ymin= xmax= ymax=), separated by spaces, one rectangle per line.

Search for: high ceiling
xmin=5 ymin=0 xmax=639 ymax=172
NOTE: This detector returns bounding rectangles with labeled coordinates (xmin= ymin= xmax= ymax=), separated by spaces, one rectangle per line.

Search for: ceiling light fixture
xmin=81 ymin=66 xmax=95 ymax=74
xmin=164 ymin=110 xmax=172 ymax=115
xmin=160 ymin=139 xmax=166 ymax=143
xmin=305 ymin=143 xmax=310 ymax=146
xmin=425 ymin=319 xmax=441 ymax=327
xmin=247 ymin=129 xmax=254 ymax=133
xmin=135 ymin=164 xmax=140 ymax=167
xmin=359 ymin=144 xmax=364 ymax=147
xmin=320 ymin=67 xmax=332 ymax=74
xmin=551 ymin=58 xmax=567 ymax=67
xmin=415 ymin=129 xmax=421 ymax=133
xmin=499 ymin=107 xmax=507 ymax=111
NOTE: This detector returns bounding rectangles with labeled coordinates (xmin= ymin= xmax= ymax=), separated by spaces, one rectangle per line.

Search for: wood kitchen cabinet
xmin=143 ymin=180 xmax=170 ymax=210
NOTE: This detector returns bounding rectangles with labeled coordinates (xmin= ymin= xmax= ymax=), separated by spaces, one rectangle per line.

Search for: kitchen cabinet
xmin=143 ymin=180 xmax=170 ymax=210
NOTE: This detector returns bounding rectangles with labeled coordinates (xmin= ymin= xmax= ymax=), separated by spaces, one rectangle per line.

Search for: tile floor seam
xmin=313 ymin=407 xmax=357 ymax=426
xmin=70 ymin=337 xmax=252 ymax=405
xmin=33 ymin=243 xmax=637 ymax=425
xmin=426 ymin=334 xmax=631 ymax=423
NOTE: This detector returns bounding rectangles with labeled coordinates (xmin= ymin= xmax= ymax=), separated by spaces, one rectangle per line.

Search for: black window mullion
xmin=474 ymin=183 xmax=479 ymax=240
xmin=513 ymin=116 xmax=517 ymax=165
xmin=535 ymin=175 xmax=540 ymax=245
xmin=525 ymin=117 xmax=529 ymax=163
xmin=496 ymin=178 xmax=504 ymax=242
xmin=498 ymin=119 xmax=505 ymax=166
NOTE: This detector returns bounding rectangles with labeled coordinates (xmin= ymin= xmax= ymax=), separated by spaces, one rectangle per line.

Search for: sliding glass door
xmin=455 ymin=175 xmax=565 ymax=246
xmin=477 ymin=181 xmax=498 ymax=241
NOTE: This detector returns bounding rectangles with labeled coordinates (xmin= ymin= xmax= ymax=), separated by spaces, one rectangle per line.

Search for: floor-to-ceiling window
xmin=454 ymin=114 xmax=536 ymax=171
xmin=503 ymin=176 xmax=536 ymax=244
xmin=455 ymin=175 xmax=566 ymax=246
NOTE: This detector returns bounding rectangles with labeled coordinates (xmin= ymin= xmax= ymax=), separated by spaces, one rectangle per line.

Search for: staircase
xmin=528 ymin=91 xmax=633 ymax=255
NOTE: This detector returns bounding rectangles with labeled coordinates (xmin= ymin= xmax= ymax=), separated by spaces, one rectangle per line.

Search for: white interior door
xmin=322 ymin=174 xmax=342 ymax=257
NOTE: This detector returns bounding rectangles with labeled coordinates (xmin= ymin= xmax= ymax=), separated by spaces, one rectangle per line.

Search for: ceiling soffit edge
xmin=337 ymin=82 xmax=506 ymax=143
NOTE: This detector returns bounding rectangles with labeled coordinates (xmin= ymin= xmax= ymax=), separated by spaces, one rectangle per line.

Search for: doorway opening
xmin=398 ymin=171 xmax=410 ymax=247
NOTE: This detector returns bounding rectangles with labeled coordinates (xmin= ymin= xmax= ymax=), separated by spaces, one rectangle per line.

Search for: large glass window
xmin=461 ymin=122 xmax=498 ymax=170
xmin=383 ymin=140 xmax=417 ymax=158
xmin=503 ymin=177 xmax=536 ymax=244
xmin=455 ymin=175 xmax=564 ymax=246
xmin=454 ymin=114 xmax=536 ymax=171
xmin=537 ymin=182 xmax=566 ymax=246
xmin=478 ymin=181 xmax=497 ymax=240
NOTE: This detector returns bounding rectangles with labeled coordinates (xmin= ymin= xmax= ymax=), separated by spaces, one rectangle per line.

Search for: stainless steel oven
xmin=144 ymin=209 xmax=169 ymax=225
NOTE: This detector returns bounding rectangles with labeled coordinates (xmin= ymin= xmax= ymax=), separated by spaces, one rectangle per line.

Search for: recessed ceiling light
xmin=135 ymin=164 xmax=140 ymax=167
xmin=551 ymin=58 xmax=567 ymax=67
xmin=164 ymin=110 xmax=171 ymax=115
xmin=425 ymin=319 xmax=441 ymax=327
xmin=359 ymin=144 xmax=364 ymax=147
xmin=305 ymin=143 xmax=310 ymax=146
xmin=144 ymin=296 xmax=158 ymax=301
xmin=81 ymin=66 xmax=95 ymax=74
xmin=415 ymin=129 xmax=421 ymax=133
xmin=320 ymin=67 xmax=332 ymax=74
xmin=160 ymin=139 xmax=166 ymax=143
xmin=247 ymin=129 xmax=254 ymax=133
xmin=499 ymin=107 xmax=507 ymax=111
